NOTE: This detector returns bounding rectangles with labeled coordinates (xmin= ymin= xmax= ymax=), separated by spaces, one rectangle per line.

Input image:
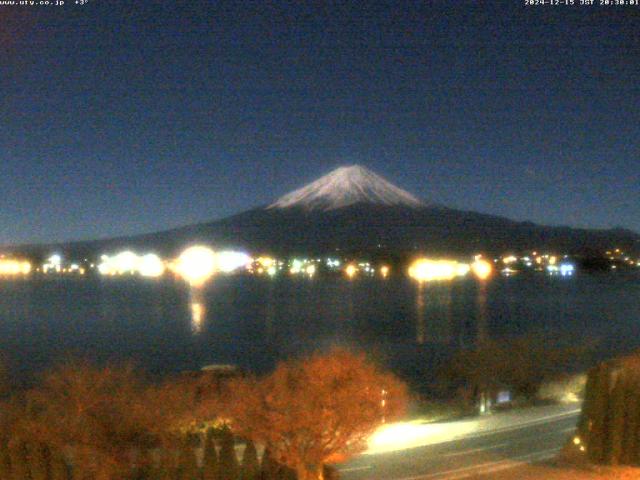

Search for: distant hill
xmin=6 ymin=165 xmax=640 ymax=259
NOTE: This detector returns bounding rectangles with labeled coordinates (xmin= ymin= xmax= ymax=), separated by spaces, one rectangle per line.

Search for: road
xmin=340 ymin=403 xmax=581 ymax=480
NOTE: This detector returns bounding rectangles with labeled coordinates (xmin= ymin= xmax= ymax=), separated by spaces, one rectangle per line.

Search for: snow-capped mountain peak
xmin=268 ymin=165 xmax=424 ymax=211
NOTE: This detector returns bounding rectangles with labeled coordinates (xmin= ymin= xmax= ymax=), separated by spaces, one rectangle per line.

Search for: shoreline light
xmin=43 ymin=254 xmax=62 ymax=274
xmin=138 ymin=253 xmax=165 ymax=278
xmin=174 ymin=245 xmax=217 ymax=286
xmin=113 ymin=251 xmax=139 ymax=274
xmin=0 ymin=259 xmax=31 ymax=276
xmin=290 ymin=259 xmax=303 ymax=275
xmin=408 ymin=258 xmax=469 ymax=283
xmin=471 ymin=259 xmax=492 ymax=280
xmin=98 ymin=251 xmax=166 ymax=278
xmin=345 ymin=264 xmax=358 ymax=279
xmin=380 ymin=265 xmax=390 ymax=278
xmin=559 ymin=263 xmax=575 ymax=276
xmin=215 ymin=250 xmax=251 ymax=273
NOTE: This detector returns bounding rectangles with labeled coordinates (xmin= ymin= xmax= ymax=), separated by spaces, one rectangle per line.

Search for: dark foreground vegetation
xmin=0 ymin=334 xmax=607 ymax=480
xmin=0 ymin=349 xmax=407 ymax=480
xmin=436 ymin=334 xmax=591 ymax=413
xmin=576 ymin=352 xmax=640 ymax=466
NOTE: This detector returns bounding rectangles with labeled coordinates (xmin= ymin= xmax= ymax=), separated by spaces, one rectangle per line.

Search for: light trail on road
xmin=341 ymin=404 xmax=581 ymax=480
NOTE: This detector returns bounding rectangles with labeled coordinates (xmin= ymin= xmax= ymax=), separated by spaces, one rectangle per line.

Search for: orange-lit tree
xmin=16 ymin=360 xmax=197 ymax=480
xmin=225 ymin=348 xmax=408 ymax=480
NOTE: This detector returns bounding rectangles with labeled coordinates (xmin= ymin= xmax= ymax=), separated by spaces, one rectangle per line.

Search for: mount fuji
xmin=267 ymin=165 xmax=424 ymax=211
xmin=12 ymin=165 xmax=640 ymax=258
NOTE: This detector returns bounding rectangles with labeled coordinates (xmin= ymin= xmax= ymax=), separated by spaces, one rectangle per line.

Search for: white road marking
xmin=434 ymin=426 xmax=573 ymax=461
xmin=339 ymin=465 xmax=372 ymax=473
xmin=393 ymin=448 xmax=560 ymax=480
xmin=440 ymin=443 xmax=509 ymax=458
xmin=459 ymin=409 xmax=580 ymax=442
xmin=442 ymin=448 xmax=560 ymax=480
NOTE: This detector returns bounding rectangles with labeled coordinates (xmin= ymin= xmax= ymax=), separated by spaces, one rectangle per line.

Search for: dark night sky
xmin=1 ymin=0 xmax=639 ymax=244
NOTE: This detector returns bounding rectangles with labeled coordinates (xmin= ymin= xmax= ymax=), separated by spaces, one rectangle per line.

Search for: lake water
xmin=1 ymin=272 xmax=639 ymax=390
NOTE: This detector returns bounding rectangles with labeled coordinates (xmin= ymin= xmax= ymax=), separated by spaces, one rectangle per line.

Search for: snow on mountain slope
xmin=268 ymin=165 xmax=424 ymax=211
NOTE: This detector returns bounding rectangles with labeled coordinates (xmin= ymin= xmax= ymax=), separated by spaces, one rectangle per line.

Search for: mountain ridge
xmin=3 ymin=165 xmax=639 ymax=258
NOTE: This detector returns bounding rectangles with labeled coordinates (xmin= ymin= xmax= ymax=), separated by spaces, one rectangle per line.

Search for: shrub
xmin=49 ymin=452 xmax=71 ymax=480
xmin=9 ymin=441 xmax=30 ymax=480
xmin=0 ymin=440 xmax=11 ymax=478
xmin=203 ymin=428 xmax=219 ymax=480
xmin=28 ymin=442 xmax=50 ymax=480
xmin=240 ymin=440 xmax=258 ymax=480
xmin=177 ymin=438 xmax=199 ymax=480
xmin=218 ymin=427 xmax=238 ymax=480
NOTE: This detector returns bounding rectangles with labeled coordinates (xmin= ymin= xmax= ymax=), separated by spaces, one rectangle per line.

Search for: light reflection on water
xmin=414 ymin=282 xmax=453 ymax=345
xmin=264 ymin=281 xmax=275 ymax=342
xmin=0 ymin=274 xmax=639 ymax=385
xmin=415 ymin=283 xmax=425 ymax=345
xmin=190 ymin=300 xmax=205 ymax=334
xmin=188 ymin=286 xmax=208 ymax=334
xmin=475 ymin=282 xmax=489 ymax=348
